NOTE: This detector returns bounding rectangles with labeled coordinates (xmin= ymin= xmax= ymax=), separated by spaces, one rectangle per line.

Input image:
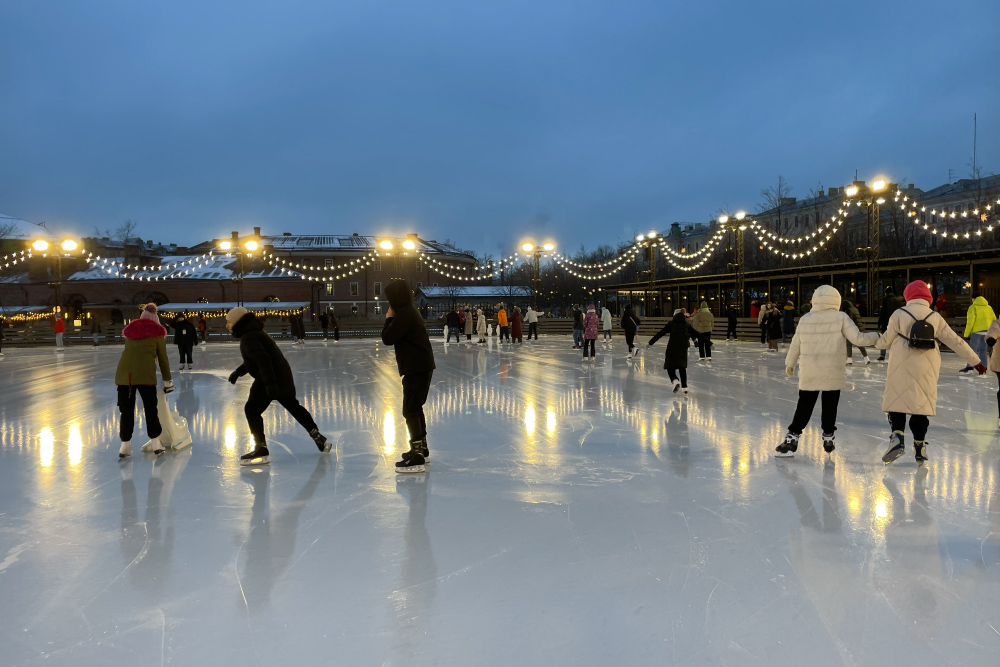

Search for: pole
xmin=532 ymin=251 xmax=541 ymax=311
xmin=735 ymin=228 xmax=746 ymax=315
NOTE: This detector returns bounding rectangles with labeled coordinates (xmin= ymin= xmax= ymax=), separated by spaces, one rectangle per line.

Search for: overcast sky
xmin=2 ymin=0 xmax=998 ymax=255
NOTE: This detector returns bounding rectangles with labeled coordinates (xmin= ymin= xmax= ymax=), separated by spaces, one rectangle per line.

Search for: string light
xmin=894 ymin=191 xmax=1000 ymax=241
xmin=0 ymin=249 xmax=32 ymax=270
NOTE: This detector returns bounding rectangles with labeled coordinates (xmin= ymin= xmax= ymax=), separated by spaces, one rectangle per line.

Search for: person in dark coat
xmin=876 ymin=286 xmax=905 ymax=362
xmin=621 ymin=304 xmax=641 ymax=359
xmin=319 ymin=311 xmax=330 ymax=340
xmin=782 ymin=301 xmax=798 ymax=345
xmin=445 ymin=307 xmax=462 ymax=343
xmin=647 ymin=309 xmax=710 ymax=394
xmin=764 ymin=303 xmax=783 ymax=351
xmin=294 ymin=312 xmax=306 ymax=345
xmin=197 ymin=314 xmax=208 ymax=343
xmin=510 ymin=307 xmax=523 ymax=343
xmin=841 ymin=299 xmax=870 ymax=365
xmin=572 ymin=306 xmax=584 ymax=349
xmin=726 ymin=305 xmax=738 ymax=341
xmin=172 ymin=314 xmax=198 ymax=370
xmin=330 ymin=311 xmax=340 ymax=341
xmin=383 ymin=280 xmax=436 ymax=473
xmin=226 ymin=307 xmax=330 ymax=466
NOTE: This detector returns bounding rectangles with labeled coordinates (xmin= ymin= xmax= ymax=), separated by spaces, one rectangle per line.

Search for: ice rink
xmin=1 ymin=334 xmax=999 ymax=666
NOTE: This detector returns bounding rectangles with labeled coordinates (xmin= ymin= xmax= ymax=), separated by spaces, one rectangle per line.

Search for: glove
xmin=786 ymin=367 xmax=794 ymax=378
xmin=974 ymin=363 xmax=987 ymax=376
xmin=266 ymin=384 xmax=282 ymax=399
xmin=228 ymin=370 xmax=241 ymax=385
xmin=163 ymin=380 xmax=175 ymax=394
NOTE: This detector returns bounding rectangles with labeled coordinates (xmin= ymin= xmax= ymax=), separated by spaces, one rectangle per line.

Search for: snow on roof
xmin=0 ymin=305 xmax=49 ymax=315
xmin=155 ymin=302 xmax=309 ymax=312
xmin=68 ymin=254 xmax=297 ymax=282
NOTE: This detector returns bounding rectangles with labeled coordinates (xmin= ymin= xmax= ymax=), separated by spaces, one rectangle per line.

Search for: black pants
xmin=402 ymin=371 xmax=433 ymax=443
xmin=500 ymin=326 xmax=510 ymax=342
xmin=788 ymin=390 xmax=840 ymax=435
xmin=322 ymin=327 xmax=329 ymax=340
xmin=995 ymin=372 xmax=1000 ymax=417
xmin=118 ymin=385 xmax=162 ymax=442
xmin=178 ymin=344 xmax=193 ymax=365
xmin=466 ymin=333 xmax=472 ymax=340
xmin=199 ymin=329 xmax=207 ymax=342
xmin=727 ymin=323 xmax=737 ymax=340
xmin=759 ymin=324 xmax=767 ymax=344
xmin=244 ymin=381 xmax=317 ymax=448
xmin=889 ymin=412 xmax=929 ymax=441
xmin=667 ymin=367 xmax=687 ymax=388
xmin=582 ymin=339 xmax=595 ymax=358
xmin=528 ymin=322 xmax=538 ymax=339
xmin=697 ymin=332 xmax=712 ymax=358
xmin=625 ymin=332 xmax=635 ymax=352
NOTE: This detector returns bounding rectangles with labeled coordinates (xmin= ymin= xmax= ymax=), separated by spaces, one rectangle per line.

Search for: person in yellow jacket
xmin=960 ymin=294 xmax=996 ymax=373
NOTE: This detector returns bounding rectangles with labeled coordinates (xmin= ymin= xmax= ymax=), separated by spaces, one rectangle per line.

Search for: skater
xmin=646 ymin=309 xmax=710 ymax=395
xmin=775 ymin=286 xmax=880 ymax=456
xmin=197 ymin=314 xmax=208 ymax=343
xmin=572 ymin=305 xmax=584 ymax=349
xmin=750 ymin=300 xmax=761 ymax=320
xmin=764 ymin=303 xmax=782 ymax=351
xmin=875 ymin=280 xmax=985 ymax=464
xmin=53 ymin=306 xmax=65 ymax=351
xmin=382 ymin=280 xmax=435 ymax=473
xmin=757 ymin=301 xmax=768 ymax=346
xmin=840 ymin=299 xmax=870 ymax=365
xmin=171 ymin=313 xmax=198 ymax=370
xmin=526 ymin=306 xmax=539 ymax=340
xmin=511 ymin=306 xmax=523 ymax=344
xmin=782 ymin=300 xmax=797 ymax=345
xmin=582 ymin=304 xmax=598 ymax=362
xmin=115 ymin=304 xmax=173 ymax=460
xmin=319 ymin=310 xmax=330 ymax=340
xmin=933 ymin=293 xmax=949 ymax=318
xmin=621 ymin=304 xmax=641 ymax=359
xmin=876 ymin=286 xmax=904 ymax=362
xmin=691 ymin=301 xmax=714 ymax=361
xmin=226 ymin=307 xmax=330 ymax=466
xmin=330 ymin=311 xmax=340 ymax=342
xmin=476 ymin=308 xmax=486 ymax=344
xmin=959 ymin=294 xmax=996 ymax=374
xmin=292 ymin=312 xmax=306 ymax=345
xmin=726 ymin=304 xmax=738 ymax=341
xmin=445 ymin=307 xmax=462 ymax=343
xmin=464 ymin=307 xmax=474 ymax=341
xmin=601 ymin=305 xmax=612 ymax=341
xmin=90 ymin=316 xmax=102 ymax=348
xmin=497 ymin=304 xmax=510 ymax=343
xmin=986 ymin=317 xmax=1000 ymax=426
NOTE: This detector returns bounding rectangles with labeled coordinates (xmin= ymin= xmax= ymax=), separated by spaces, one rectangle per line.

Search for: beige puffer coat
xmin=986 ymin=319 xmax=1000 ymax=372
xmin=875 ymin=299 xmax=981 ymax=415
xmin=691 ymin=302 xmax=714 ymax=333
xmin=785 ymin=286 xmax=879 ymax=391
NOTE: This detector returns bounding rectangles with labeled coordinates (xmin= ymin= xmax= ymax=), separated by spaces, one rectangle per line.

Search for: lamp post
xmin=32 ymin=238 xmax=80 ymax=309
xmin=218 ymin=231 xmax=260 ymax=307
xmin=848 ymin=178 xmax=887 ymax=314
xmin=521 ymin=242 xmax=555 ymax=311
xmin=635 ymin=230 xmax=660 ymax=314
xmin=721 ymin=211 xmax=747 ymax=315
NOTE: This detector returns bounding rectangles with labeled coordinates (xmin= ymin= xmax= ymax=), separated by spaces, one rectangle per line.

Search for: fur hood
xmin=231 ymin=313 xmax=264 ymax=339
xmin=123 ymin=318 xmax=167 ymax=340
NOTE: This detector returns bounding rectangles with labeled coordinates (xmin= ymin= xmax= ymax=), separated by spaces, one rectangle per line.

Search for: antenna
xmin=948 ymin=168 xmax=954 ymax=183
xmin=973 ymin=112 xmax=977 ymax=177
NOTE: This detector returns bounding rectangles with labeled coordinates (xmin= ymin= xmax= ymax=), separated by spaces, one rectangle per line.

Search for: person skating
xmin=776 ymin=286 xmax=880 ymax=457
xmin=839 ymin=299 xmax=870 ymax=365
xmin=197 ymin=314 xmax=208 ymax=343
xmin=582 ymin=304 xmax=598 ymax=362
xmin=382 ymin=280 xmax=435 ymax=473
xmin=621 ymin=304 xmax=641 ymax=359
xmin=726 ymin=304 xmax=738 ymax=341
xmin=53 ymin=306 xmax=66 ymax=351
xmin=601 ymin=305 xmax=612 ymax=342
xmin=875 ymin=280 xmax=985 ymax=464
xmin=764 ymin=303 xmax=782 ymax=351
xmin=115 ymin=304 xmax=174 ymax=460
xmin=226 ymin=307 xmax=330 ymax=466
xmin=986 ymin=317 xmax=1000 ymax=427
xmin=526 ymin=306 xmax=539 ymax=340
xmin=511 ymin=306 xmax=523 ymax=344
xmin=691 ymin=301 xmax=714 ymax=361
xmin=497 ymin=304 xmax=510 ymax=343
xmin=757 ymin=301 xmax=768 ymax=346
xmin=464 ymin=307 xmax=474 ymax=341
xmin=782 ymin=300 xmax=797 ymax=345
xmin=445 ymin=307 xmax=462 ymax=343
xmin=876 ymin=286 xmax=904 ymax=362
xmin=172 ymin=313 xmax=198 ymax=370
xmin=476 ymin=308 xmax=486 ymax=344
xmin=959 ymin=294 xmax=996 ymax=374
xmin=647 ymin=309 xmax=710 ymax=394
xmin=90 ymin=316 xmax=102 ymax=348
xmin=571 ymin=305 xmax=584 ymax=349
xmin=319 ymin=311 xmax=330 ymax=340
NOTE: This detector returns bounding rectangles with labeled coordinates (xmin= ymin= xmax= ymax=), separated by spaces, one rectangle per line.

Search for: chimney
xmin=283 ymin=232 xmax=292 ymax=236
xmin=407 ymin=233 xmax=419 ymax=240
xmin=817 ymin=188 xmax=825 ymax=198
xmin=907 ymin=183 xmax=916 ymax=190
xmin=253 ymin=226 xmax=261 ymax=236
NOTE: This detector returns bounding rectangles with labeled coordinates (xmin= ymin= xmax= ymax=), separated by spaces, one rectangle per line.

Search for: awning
xmin=0 ymin=305 xmax=51 ymax=315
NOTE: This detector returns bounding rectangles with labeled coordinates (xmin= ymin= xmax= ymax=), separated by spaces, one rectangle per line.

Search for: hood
xmin=903 ymin=280 xmax=933 ymax=305
xmin=385 ymin=280 xmax=413 ymax=309
xmin=123 ymin=318 xmax=167 ymax=340
xmin=840 ymin=300 xmax=853 ymax=312
xmin=673 ymin=311 xmax=686 ymax=323
xmin=973 ymin=296 xmax=989 ymax=307
xmin=587 ymin=305 xmax=596 ymax=312
xmin=808 ymin=285 xmax=842 ymax=312
xmin=231 ymin=312 xmax=263 ymax=339
xmin=700 ymin=301 xmax=709 ymax=310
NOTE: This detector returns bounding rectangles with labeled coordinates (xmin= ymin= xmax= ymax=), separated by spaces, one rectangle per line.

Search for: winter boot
xmin=913 ymin=440 xmax=928 ymax=463
xmin=310 ymin=428 xmax=332 ymax=453
xmin=240 ymin=445 xmax=270 ymax=466
xmin=118 ymin=441 xmax=132 ymax=461
xmin=882 ymin=432 xmax=905 ymax=464
xmin=671 ymin=379 xmax=681 ymax=393
xmin=775 ymin=432 xmax=799 ymax=457
xmin=405 ymin=438 xmax=430 ymax=460
xmin=822 ymin=433 xmax=835 ymax=453
xmin=395 ymin=451 xmax=426 ymax=473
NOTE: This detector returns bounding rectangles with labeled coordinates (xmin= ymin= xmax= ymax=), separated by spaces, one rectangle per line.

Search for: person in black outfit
xmin=383 ymin=280 xmax=436 ymax=473
xmin=647 ymin=309 xmax=711 ymax=393
xmin=172 ymin=314 xmax=198 ymax=370
xmin=330 ymin=311 xmax=340 ymax=341
xmin=620 ymin=304 xmax=641 ymax=358
xmin=876 ymin=286 xmax=904 ymax=362
xmin=319 ymin=311 xmax=330 ymax=340
xmin=445 ymin=307 xmax=462 ymax=343
xmin=726 ymin=305 xmax=738 ymax=341
xmin=225 ymin=307 xmax=330 ymax=466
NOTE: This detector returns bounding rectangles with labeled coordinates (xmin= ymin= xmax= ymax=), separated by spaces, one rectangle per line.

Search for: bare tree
xmin=757 ymin=176 xmax=794 ymax=235
xmin=0 ymin=219 xmax=19 ymax=239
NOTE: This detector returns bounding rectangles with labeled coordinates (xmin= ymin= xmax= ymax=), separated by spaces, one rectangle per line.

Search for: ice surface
xmin=0 ymin=336 xmax=998 ymax=666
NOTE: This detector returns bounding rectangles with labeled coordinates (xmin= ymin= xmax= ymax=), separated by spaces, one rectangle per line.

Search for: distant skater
xmin=841 ymin=299 xmax=870 ymax=365
xmin=726 ymin=304 xmax=738 ymax=341
xmin=621 ymin=304 xmax=641 ymax=359
xmin=647 ymin=309 xmax=710 ymax=395
xmin=172 ymin=313 xmax=198 ymax=370
xmin=601 ymin=305 xmax=612 ymax=342
xmin=511 ymin=306 xmax=523 ymax=344
xmin=986 ymin=316 xmax=1000 ymax=426
xmin=476 ymin=308 xmax=486 ymax=344
xmin=526 ymin=306 xmax=539 ymax=340
xmin=691 ymin=301 xmax=714 ymax=361
xmin=582 ymin=304 xmax=598 ymax=362
xmin=115 ymin=304 xmax=174 ymax=460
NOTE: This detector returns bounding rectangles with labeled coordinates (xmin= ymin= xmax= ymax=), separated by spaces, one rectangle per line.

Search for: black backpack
xmin=898 ymin=308 xmax=937 ymax=350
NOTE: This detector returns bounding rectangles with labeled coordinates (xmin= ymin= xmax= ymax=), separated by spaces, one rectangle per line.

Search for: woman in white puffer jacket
xmin=776 ymin=285 xmax=880 ymax=457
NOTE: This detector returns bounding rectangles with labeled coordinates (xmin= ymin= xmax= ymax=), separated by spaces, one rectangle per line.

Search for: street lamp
xmin=521 ymin=240 xmax=556 ymax=310
xmin=852 ymin=178 xmax=888 ymax=313
xmin=33 ymin=237 xmax=80 ymax=309
xmin=218 ymin=230 xmax=261 ymax=306
xmin=722 ymin=211 xmax=748 ymax=315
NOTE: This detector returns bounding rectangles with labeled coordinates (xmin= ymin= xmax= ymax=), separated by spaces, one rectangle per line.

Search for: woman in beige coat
xmin=875 ymin=281 xmax=985 ymax=464
xmin=985 ymin=317 xmax=1000 ymax=425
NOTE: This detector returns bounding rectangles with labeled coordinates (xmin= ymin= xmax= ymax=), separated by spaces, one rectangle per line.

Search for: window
xmin=374 ymin=281 xmax=382 ymax=298
xmin=394 ymin=256 xmax=403 ymax=272
xmin=794 ymin=216 xmax=799 ymax=227
xmin=433 ymin=282 xmax=439 ymax=287
xmin=374 ymin=303 xmax=382 ymax=315
xmin=325 ymin=283 xmax=334 ymax=296
xmin=415 ymin=261 xmax=422 ymax=272
xmin=373 ymin=260 xmax=382 ymax=272
xmin=325 ymin=259 xmax=334 ymax=267
xmin=804 ymin=214 xmax=809 ymax=226
xmin=350 ymin=282 xmax=359 ymax=296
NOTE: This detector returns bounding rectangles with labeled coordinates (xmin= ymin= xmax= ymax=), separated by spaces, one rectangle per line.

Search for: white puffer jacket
xmin=785 ymin=285 xmax=880 ymax=391
xmin=875 ymin=299 xmax=980 ymax=415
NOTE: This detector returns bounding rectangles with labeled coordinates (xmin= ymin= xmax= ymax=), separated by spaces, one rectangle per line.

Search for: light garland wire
xmin=1 ymin=249 xmax=32 ymax=270
xmin=86 ymin=252 xmax=218 ymax=281
xmin=265 ymin=249 xmax=379 ymax=274
xmin=894 ymin=191 xmax=1000 ymax=240
xmin=744 ymin=204 xmax=850 ymax=259
xmin=550 ymin=247 xmax=642 ymax=282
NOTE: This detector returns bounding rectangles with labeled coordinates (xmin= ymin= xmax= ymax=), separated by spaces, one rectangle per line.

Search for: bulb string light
xmin=744 ymin=204 xmax=850 ymax=259
xmin=1 ymin=249 xmax=32 ymax=270
xmin=86 ymin=252 xmax=218 ymax=281
xmin=551 ymin=247 xmax=641 ymax=282
xmin=260 ymin=253 xmax=375 ymax=282
xmin=264 ymin=249 xmax=379 ymax=274
xmin=894 ymin=191 xmax=1000 ymax=240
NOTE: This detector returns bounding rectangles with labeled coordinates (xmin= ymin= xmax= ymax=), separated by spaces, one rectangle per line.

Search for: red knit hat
xmin=903 ymin=280 xmax=933 ymax=305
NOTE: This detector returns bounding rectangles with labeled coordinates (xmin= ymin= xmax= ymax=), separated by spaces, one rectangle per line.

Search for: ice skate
xmin=408 ymin=438 xmax=429 ymax=460
xmin=671 ymin=379 xmax=680 ymax=393
xmin=913 ymin=441 xmax=928 ymax=463
xmin=240 ymin=445 xmax=270 ymax=466
xmin=682 ymin=387 xmax=689 ymax=395
xmin=863 ymin=356 xmax=871 ymax=366
xmin=882 ymin=432 xmax=905 ymax=464
xmin=395 ymin=451 xmax=426 ymax=473
xmin=845 ymin=358 xmax=852 ymax=366
xmin=775 ymin=432 xmax=799 ymax=457
xmin=310 ymin=428 xmax=332 ymax=453
xmin=822 ymin=433 xmax=835 ymax=453
xmin=118 ymin=441 xmax=132 ymax=461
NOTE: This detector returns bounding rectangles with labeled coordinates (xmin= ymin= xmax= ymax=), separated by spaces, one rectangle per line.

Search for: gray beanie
xmin=226 ymin=307 xmax=249 ymax=324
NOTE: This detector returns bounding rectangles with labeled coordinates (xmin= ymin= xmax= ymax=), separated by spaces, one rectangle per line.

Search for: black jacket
xmin=764 ymin=310 xmax=782 ymax=339
xmin=841 ymin=300 xmax=864 ymax=331
xmin=231 ymin=313 xmax=296 ymax=396
xmin=572 ymin=308 xmax=584 ymax=330
xmin=172 ymin=320 xmax=198 ymax=347
xmin=877 ymin=294 xmax=904 ymax=332
xmin=727 ymin=308 xmax=738 ymax=325
xmin=649 ymin=313 xmax=706 ymax=369
xmin=620 ymin=307 xmax=641 ymax=335
xmin=382 ymin=281 xmax=436 ymax=376
xmin=319 ymin=313 xmax=329 ymax=329
xmin=446 ymin=311 xmax=462 ymax=328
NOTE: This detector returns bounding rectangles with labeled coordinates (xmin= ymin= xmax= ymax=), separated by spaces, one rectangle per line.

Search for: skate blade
xmin=774 ymin=452 xmax=795 ymax=458
xmin=881 ymin=448 xmax=904 ymax=464
xmin=240 ymin=455 xmax=270 ymax=466
xmin=395 ymin=464 xmax=426 ymax=474
xmin=321 ymin=442 xmax=333 ymax=453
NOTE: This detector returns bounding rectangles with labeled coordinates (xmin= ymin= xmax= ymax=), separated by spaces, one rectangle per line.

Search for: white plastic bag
xmin=143 ymin=389 xmax=192 ymax=451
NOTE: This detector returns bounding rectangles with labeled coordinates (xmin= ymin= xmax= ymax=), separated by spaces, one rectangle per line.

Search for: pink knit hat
xmin=139 ymin=303 xmax=160 ymax=322
xmin=903 ymin=280 xmax=933 ymax=305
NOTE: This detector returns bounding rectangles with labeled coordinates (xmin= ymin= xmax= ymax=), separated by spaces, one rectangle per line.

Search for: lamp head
xmin=402 ymin=240 xmax=416 ymax=250
xmin=845 ymin=185 xmax=859 ymax=197
xmin=872 ymin=179 xmax=886 ymax=192
xmin=636 ymin=234 xmax=645 ymax=241
xmin=543 ymin=243 xmax=554 ymax=251
xmin=522 ymin=243 xmax=534 ymax=253
xmin=718 ymin=215 xmax=729 ymax=224
xmin=243 ymin=240 xmax=258 ymax=252
xmin=60 ymin=239 xmax=78 ymax=252
xmin=219 ymin=240 xmax=232 ymax=251
xmin=32 ymin=239 xmax=49 ymax=252
xmin=379 ymin=240 xmax=394 ymax=250
xmin=735 ymin=211 xmax=746 ymax=220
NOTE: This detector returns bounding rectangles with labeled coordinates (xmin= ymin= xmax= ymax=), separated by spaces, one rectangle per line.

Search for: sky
xmin=2 ymin=0 xmax=998 ymax=256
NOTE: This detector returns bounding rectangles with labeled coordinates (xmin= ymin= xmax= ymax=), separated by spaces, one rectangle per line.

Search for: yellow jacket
xmin=964 ymin=296 xmax=996 ymax=337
